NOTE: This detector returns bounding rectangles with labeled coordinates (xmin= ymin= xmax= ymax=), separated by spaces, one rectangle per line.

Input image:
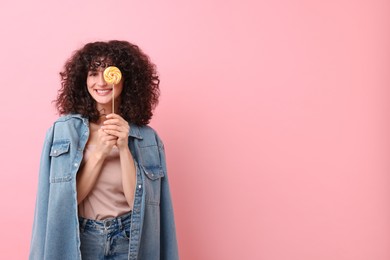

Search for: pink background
xmin=0 ymin=0 xmax=389 ymax=259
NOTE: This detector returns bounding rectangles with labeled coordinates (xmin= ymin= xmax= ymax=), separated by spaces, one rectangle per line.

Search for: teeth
xmin=96 ymin=89 xmax=111 ymax=94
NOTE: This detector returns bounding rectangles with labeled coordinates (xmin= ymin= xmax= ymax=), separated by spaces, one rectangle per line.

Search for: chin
xmin=94 ymin=99 xmax=112 ymax=105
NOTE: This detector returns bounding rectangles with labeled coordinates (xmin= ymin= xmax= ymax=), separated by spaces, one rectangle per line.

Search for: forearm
xmin=76 ymin=152 xmax=106 ymax=204
xmin=119 ymin=147 xmax=136 ymax=208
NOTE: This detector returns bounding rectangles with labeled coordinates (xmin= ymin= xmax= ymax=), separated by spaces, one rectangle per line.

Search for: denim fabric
xmin=29 ymin=114 xmax=178 ymax=260
xmin=79 ymin=212 xmax=132 ymax=260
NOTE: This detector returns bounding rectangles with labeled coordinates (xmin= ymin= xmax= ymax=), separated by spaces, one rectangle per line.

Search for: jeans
xmin=79 ymin=212 xmax=131 ymax=260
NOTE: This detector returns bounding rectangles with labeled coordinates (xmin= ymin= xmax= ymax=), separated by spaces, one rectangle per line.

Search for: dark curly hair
xmin=55 ymin=40 xmax=160 ymax=125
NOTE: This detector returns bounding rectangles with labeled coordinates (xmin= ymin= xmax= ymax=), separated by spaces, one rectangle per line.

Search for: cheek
xmin=116 ymin=83 xmax=124 ymax=95
xmin=86 ymin=78 xmax=93 ymax=89
xmin=86 ymin=81 xmax=94 ymax=96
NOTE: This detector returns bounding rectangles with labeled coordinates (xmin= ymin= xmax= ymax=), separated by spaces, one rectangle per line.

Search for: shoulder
xmin=138 ymin=125 xmax=158 ymax=137
xmin=53 ymin=114 xmax=87 ymax=125
xmin=47 ymin=114 xmax=88 ymax=138
xmin=130 ymin=124 xmax=164 ymax=147
xmin=49 ymin=114 xmax=88 ymax=131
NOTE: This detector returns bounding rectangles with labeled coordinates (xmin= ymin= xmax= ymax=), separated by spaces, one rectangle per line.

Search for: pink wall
xmin=0 ymin=0 xmax=389 ymax=259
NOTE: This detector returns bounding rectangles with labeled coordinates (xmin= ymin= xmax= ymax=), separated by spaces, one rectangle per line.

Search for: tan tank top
xmin=78 ymin=145 xmax=131 ymax=220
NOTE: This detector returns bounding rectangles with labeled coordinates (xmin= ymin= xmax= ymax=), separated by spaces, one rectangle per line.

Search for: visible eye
xmin=88 ymin=72 xmax=98 ymax=77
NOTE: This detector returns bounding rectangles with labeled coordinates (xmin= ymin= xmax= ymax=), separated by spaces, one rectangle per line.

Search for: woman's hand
xmin=95 ymin=127 xmax=118 ymax=159
xmin=101 ymin=113 xmax=130 ymax=151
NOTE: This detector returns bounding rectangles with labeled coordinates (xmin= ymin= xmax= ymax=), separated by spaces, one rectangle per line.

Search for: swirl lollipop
xmin=103 ymin=66 xmax=122 ymax=113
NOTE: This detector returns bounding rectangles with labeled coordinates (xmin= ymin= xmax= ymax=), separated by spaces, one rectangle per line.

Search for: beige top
xmin=78 ymin=145 xmax=131 ymax=220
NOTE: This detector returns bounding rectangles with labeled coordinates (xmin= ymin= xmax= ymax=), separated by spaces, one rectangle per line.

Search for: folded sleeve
xmin=29 ymin=126 xmax=53 ymax=260
xmin=156 ymin=134 xmax=179 ymax=260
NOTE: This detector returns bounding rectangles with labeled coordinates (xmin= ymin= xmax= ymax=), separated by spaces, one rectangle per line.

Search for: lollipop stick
xmin=112 ymin=84 xmax=115 ymax=114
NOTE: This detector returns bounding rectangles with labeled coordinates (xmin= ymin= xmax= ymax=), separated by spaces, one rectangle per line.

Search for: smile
xmin=95 ymin=89 xmax=112 ymax=96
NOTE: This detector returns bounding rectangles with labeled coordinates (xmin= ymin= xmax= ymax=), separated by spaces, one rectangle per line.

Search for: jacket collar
xmin=128 ymin=124 xmax=143 ymax=140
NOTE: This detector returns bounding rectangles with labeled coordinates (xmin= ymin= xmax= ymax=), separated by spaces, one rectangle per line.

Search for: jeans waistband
xmin=78 ymin=211 xmax=132 ymax=232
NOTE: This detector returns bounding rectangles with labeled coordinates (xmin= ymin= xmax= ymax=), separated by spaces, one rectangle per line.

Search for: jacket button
xmin=74 ymin=163 xmax=78 ymax=167
xmin=138 ymin=185 xmax=142 ymax=189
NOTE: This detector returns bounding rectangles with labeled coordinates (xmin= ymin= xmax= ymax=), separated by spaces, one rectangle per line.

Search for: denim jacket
xmin=29 ymin=114 xmax=178 ymax=260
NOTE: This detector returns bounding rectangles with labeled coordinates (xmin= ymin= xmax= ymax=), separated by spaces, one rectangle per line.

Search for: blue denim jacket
xmin=29 ymin=114 xmax=178 ymax=260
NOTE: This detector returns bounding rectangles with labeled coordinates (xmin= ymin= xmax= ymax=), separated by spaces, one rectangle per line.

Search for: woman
xmin=30 ymin=40 xmax=178 ymax=260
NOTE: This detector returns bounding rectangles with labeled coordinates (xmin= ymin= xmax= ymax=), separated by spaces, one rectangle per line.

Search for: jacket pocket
xmin=142 ymin=166 xmax=164 ymax=205
xmin=49 ymin=139 xmax=72 ymax=183
xmin=50 ymin=140 xmax=70 ymax=157
xmin=144 ymin=167 xmax=164 ymax=180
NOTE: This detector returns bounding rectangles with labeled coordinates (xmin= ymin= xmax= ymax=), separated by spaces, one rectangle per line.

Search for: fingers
xmin=101 ymin=124 xmax=127 ymax=131
xmin=98 ymin=129 xmax=118 ymax=140
xmin=101 ymin=127 xmax=128 ymax=139
xmin=101 ymin=124 xmax=128 ymax=133
xmin=102 ymin=113 xmax=129 ymax=138
xmin=104 ymin=113 xmax=127 ymax=126
xmin=95 ymin=129 xmax=117 ymax=157
xmin=102 ymin=114 xmax=129 ymax=149
xmin=105 ymin=113 xmax=123 ymax=120
xmin=102 ymin=130 xmax=127 ymax=139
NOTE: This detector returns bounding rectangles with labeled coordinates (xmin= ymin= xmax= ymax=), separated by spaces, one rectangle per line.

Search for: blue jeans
xmin=78 ymin=212 xmax=131 ymax=260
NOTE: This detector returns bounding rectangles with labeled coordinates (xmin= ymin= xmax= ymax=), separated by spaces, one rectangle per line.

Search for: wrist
xmin=118 ymin=145 xmax=130 ymax=154
xmin=117 ymin=139 xmax=129 ymax=152
xmin=92 ymin=150 xmax=106 ymax=162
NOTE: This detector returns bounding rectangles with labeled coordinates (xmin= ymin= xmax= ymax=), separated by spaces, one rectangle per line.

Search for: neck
xmin=96 ymin=100 xmax=120 ymax=115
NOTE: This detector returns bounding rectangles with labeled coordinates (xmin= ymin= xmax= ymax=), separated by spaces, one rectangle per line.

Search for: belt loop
xmin=104 ymin=219 xmax=111 ymax=230
xmin=80 ymin=218 xmax=87 ymax=233
xmin=118 ymin=215 xmax=123 ymax=230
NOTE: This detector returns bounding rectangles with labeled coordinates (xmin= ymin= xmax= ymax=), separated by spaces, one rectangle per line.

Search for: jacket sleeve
xmin=29 ymin=126 xmax=54 ymax=260
xmin=156 ymin=134 xmax=179 ymax=260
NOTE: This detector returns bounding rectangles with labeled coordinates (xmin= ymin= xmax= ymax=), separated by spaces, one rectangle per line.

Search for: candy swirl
xmin=103 ymin=66 xmax=122 ymax=84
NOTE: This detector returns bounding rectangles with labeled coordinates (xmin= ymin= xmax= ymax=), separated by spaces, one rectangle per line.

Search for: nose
xmin=97 ymin=72 xmax=107 ymax=86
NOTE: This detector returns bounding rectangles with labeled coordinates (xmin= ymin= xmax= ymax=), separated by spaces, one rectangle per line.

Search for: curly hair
xmin=55 ymin=40 xmax=160 ymax=125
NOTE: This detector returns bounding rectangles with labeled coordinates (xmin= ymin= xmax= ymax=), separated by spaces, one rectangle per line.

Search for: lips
xmin=95 ymin=89 xmax=112 ymax=96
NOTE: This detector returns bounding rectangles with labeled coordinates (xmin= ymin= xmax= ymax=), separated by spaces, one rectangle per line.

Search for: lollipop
xmin=104 ymin=66 xmax=122 ymax=84
xmin=103 ymin=66 xmax=122 ymax=113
